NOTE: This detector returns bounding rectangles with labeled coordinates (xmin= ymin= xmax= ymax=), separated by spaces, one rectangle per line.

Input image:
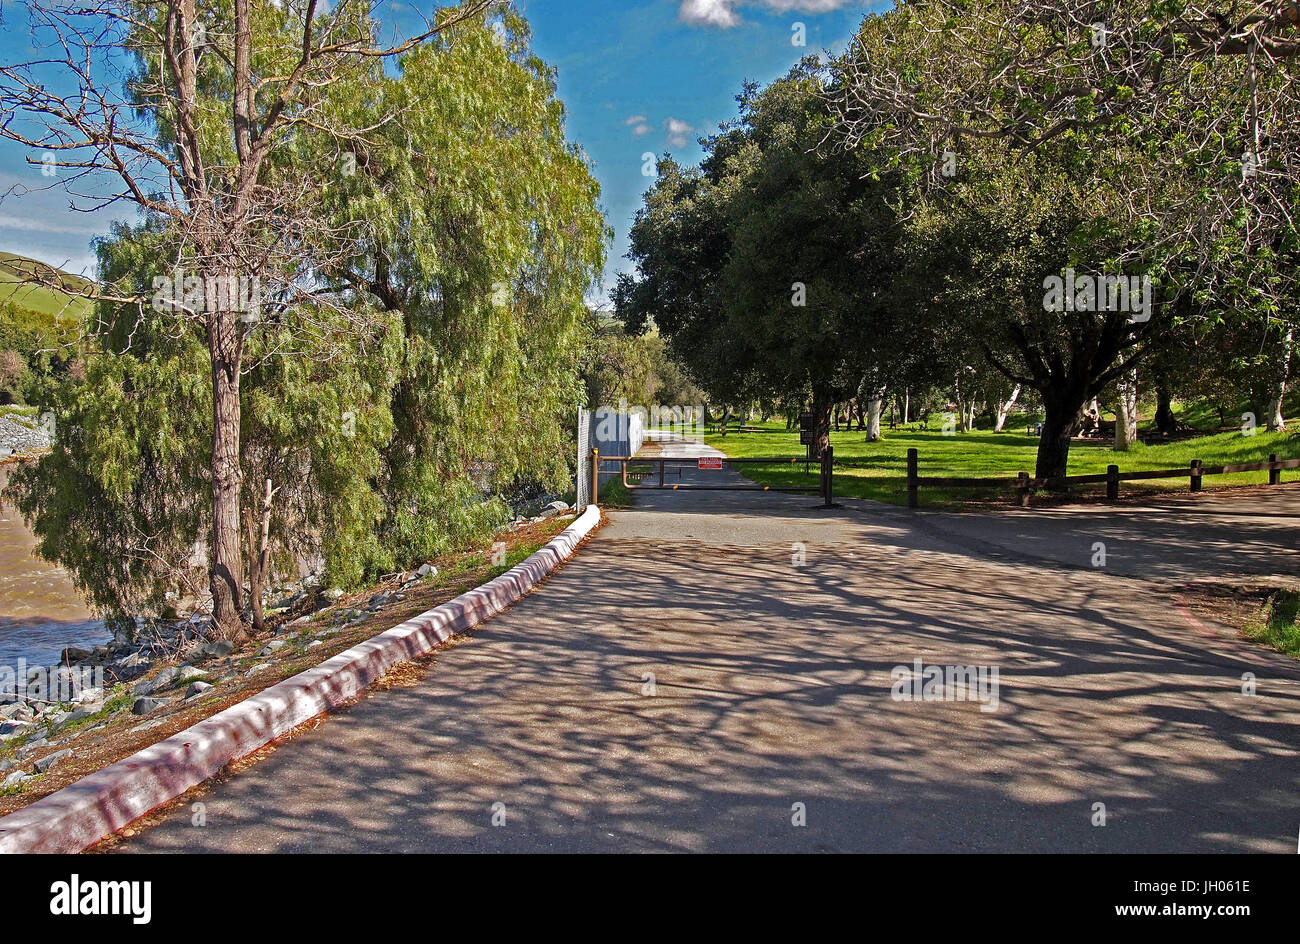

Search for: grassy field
xmin=0 ymin=251 xmax=94 ymax=321
xmin=702 ymin=421 xmax=1299 ymax=506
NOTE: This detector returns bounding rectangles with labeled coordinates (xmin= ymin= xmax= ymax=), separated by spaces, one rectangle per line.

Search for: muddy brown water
xmin=0 ymin=462 xmax=105 ymax=669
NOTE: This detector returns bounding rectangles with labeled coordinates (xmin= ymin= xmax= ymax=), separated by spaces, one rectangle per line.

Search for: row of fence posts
xmin=906 ymin=446 xmax=1287 ymax=509
xmin=585 ymin=444 xmax=836 ymax=507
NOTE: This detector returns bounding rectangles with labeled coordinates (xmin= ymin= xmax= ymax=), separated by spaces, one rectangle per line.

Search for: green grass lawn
xmin=704 ymin=423 xmax=1299 ymax=507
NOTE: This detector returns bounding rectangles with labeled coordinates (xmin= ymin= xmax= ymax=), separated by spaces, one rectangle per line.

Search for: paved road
xmin=118 ymin=442 xmax=1300 ymax=853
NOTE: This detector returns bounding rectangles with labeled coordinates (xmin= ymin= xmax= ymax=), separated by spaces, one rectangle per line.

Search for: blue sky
xmin=0 ymin=0 xmax=881 ymax=302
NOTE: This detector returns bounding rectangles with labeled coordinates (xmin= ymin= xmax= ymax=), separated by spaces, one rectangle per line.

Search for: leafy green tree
xmin=4 ymin=5 xmax=605 ymax=635
xmin=618 ymin=63 xmax=911 ymax=454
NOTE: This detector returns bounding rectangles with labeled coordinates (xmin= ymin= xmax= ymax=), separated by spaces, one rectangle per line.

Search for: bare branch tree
xmin=0 ymin=0 xmax=501 ymax=639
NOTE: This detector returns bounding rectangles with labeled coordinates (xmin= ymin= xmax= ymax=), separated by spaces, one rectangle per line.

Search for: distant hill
xmin=0 ymin=252 xmax=95 ymax=321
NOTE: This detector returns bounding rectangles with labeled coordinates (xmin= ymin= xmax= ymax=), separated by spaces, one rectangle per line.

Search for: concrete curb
xmin=0 ymin=505 xmax=601 ymax=854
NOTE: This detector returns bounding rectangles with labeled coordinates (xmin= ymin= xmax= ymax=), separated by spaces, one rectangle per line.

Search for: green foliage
xmin=1244 ymin=589 xmax=1300 ymax=660
xmin=4 ymin=6 xmax=605 ymax=627
xmin=311 ymin=9 xmax=607 ymax=566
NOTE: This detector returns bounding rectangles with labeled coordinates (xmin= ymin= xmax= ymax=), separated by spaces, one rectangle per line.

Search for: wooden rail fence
xmin=904 ymin=447 xmax=1299 ymax=508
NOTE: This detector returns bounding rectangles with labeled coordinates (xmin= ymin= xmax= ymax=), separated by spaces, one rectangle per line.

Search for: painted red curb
xmin=0 ymin=505 xmax=601 ymax=854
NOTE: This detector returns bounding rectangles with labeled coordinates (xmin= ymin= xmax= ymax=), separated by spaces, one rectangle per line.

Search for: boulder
xmin=60 ymin=646 xmax=93 ymax=663
xmin=34 ymin=748 xmax=72 ymax=774
xmin=191 ymin=639 xmax=234 ymax=661
xmin=185 ymin=680 xmax=213 ymax=699
xmin=133 ymin=666 xmax=179 ymax=696
xmin=131 ymin=696 xmax=171 ymax=715
xmin=0 ymin=719 xmax=34 ymax=740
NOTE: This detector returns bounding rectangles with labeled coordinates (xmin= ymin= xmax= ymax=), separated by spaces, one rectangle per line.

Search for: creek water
xmin=0 ymin=462 xmax=106 ymax=668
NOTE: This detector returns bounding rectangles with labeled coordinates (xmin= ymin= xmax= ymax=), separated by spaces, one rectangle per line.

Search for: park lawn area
xmin=703 ymin=426 xmax=1300 ymax=507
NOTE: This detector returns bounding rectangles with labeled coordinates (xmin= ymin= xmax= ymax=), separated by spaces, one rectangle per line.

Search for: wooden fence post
xmin=1190 ymin=458 xmax=1202 ymax=492
xmin=907 ymin=447 xmax=919 ymax=509
xmin=1269 ymin=453 xmax=1281 ymax=486
xmin=1106 ymin=464 xmax=1119 ymax=502
xmin=591 ymin=447 xmax=600 ymax=505
xmin=1016 ymin=472 xmax=1030 ymax=507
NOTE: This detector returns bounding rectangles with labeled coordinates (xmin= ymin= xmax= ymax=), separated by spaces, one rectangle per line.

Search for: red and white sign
xmin=698 ymin=456 xmax=724 ymax=470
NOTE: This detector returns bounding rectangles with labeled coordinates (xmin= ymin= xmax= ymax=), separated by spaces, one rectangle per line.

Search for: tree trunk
xmin=866 ymin=387 xmax=885 ymax=441
xmin=902 ymin=389 xmax=909 ymax=425
xmin=1115 ymin=367 xmax=1138 ymax=451
xmin=810 ymin=386 xmax=835 ymax=457
xmin=993 ymin=384 xmax=1021 ymax=432
xmin=244 ymin=477 xmax=275 ymax=633
xmin=1266 ymin=326 xmax=1293 ymax=432
xmin=1035 ymin=397 xmax=1083 ymax=480
xmin=1154 ymin=380 xmax=1176 ymax=436
xmin=209 ymin=312 xmax=247 ymax=641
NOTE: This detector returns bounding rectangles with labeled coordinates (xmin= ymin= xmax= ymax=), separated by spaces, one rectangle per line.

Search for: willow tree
xmin=314 ymin=10 xmax=607 ymax=564
xmin=1 ymin=1 xmax=604 ymax=638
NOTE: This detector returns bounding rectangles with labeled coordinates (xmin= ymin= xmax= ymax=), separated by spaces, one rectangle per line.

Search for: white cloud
xmin=0 ymin=213 xmax=99 ymax=236
xmin=624 ymin=114 xmax=648 ymax=125
xmin=677 ymin=0 xmax=854 ymax=28
xmin=633 ymin=124 xmax=653 ymax=136
xmin=678 ymin=0 xmax=741 ymax=28
xmin=665 ymin=117 xmax=695 ymax=149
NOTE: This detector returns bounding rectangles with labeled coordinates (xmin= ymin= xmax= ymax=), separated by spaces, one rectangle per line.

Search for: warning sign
xmin=698 ymin=456 xmax=724 ymax=470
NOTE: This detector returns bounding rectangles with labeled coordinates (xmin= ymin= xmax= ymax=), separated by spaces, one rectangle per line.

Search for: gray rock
xmin=115 ymin=651 xmax=148 ymax=669
xmin=367 ymin=591 xmax=392 ymax=610
xmin=1 ymin=770 xmax=27 ymax=790
xmin=192 ymin=639 xmax=234 ymax=661
xmin=257 ymin=640 xmax=287 ymax=656
xmin=185 ymin=681 xmax=213 ymax=699
xmin=133 ymin=666 xmax=179 ymax=695
xmin=0 ymin=719 xmax=33 ymax=740
xmin=60 ymin=646 xmax=93 ymax=663
xmin=244 ymin=663 xmax=272 ymax=678
xmin=34 ymin=748 xmax=72 ymax=774
xmin=131 ymin=696 xmax=171 ymax=715
xmin=416 ymin=563 xmax=435 ymax=577
xmin=17 ymin=738 xmax=47 ymax=758
xmin=175 ymin=665 xmax=208 ymax=685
